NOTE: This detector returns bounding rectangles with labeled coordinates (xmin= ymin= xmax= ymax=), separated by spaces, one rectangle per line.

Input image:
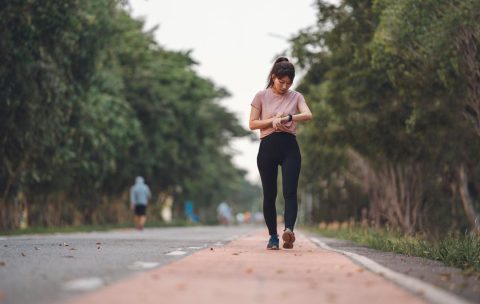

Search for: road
xmin=0 ymin=226 xmax=255 ymax=304
xmin=0 ymin=225 xmax=476 ymax=304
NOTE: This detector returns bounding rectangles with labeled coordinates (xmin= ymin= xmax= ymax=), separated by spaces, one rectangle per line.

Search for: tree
xmin=289 ymin=0 xmax=480 ymax=234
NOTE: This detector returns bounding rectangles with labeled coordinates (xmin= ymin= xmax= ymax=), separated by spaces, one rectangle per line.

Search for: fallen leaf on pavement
xmin=245 ymin=268 xmax=253 ymax=274
xmin=440 ymin=273 xmax=451 ymax=281
xmin=21 ymin=253 xmax=26 ymax=257
xmin=356 ymin=268 xmax=364 ymax=273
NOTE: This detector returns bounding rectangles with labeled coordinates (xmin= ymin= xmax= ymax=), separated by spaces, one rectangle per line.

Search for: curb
xmin=310 ymin=237 xmax=474 ymax=304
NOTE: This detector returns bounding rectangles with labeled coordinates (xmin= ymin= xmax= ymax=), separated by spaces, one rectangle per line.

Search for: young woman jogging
xmin=249 ymin=57 xmax=312 ymax=250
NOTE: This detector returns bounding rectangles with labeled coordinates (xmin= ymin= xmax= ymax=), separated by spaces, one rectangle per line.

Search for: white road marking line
xmin=166 ymin=250 xmax=187 ymax=256
xmin=310 ymin=237 xmax=473 ymax=304
xmin=187 ymin=246 xmax=202 ymax=249
xmin=63 ymin=277 xmax=104 ymax=291
xmin=128 ymin=261 xmax=160 ymax=270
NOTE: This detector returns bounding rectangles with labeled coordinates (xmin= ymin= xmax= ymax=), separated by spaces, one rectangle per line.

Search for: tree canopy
xmin=0 ymin=0 xmax=259 ymax=229
xmin=290 ymin=0 xmax=480 ymax=235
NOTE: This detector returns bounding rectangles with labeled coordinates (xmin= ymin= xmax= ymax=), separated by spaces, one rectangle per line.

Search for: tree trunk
xmin=457 ymin=164 xmax=480 ymax=234
xmin=346 ymin=149 xmax=424 ymax=234
xmin=1 ymin=155 xmax=30 ymax=230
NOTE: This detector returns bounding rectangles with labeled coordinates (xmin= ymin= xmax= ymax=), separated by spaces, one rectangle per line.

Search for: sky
xmin=128 ymin=0 xmax=319 ymax=184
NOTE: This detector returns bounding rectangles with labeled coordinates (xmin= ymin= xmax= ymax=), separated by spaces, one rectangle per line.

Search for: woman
xmin=249 ymin=57 xmax=312 ymax=250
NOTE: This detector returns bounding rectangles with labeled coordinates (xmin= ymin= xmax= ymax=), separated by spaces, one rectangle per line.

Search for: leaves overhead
xmin=0 ymin=0 xmax=257 ymax=228
xmin=290 ymin=0 xmax=480 ymax=234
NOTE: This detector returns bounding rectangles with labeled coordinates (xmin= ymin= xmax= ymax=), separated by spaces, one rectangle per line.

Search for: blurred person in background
xmin=130 ymin=176 xmax=151 ymax=230
xmin=217 ymin=201 xmax=233 ymax=225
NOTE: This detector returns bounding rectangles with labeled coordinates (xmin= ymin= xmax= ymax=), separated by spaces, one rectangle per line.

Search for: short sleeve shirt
xmin=251 ymin=88 xmax=307 ymax=138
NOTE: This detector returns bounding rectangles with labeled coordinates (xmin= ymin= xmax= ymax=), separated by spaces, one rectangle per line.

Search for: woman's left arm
xmin=292 ymin=101 xmax=312 ymax=122
xmin=275 ymin=99 xmax=313 ymax=128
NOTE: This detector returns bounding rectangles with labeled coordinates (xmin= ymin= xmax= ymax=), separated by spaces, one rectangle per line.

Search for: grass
xmin=1 ymin=220 xmax=196 ymax=236
xmin=307 ymin=224 xmax=480 ymax=273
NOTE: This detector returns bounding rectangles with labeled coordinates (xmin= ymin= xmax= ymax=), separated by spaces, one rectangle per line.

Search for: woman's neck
xmin=270 ymin=87 xmax=286 ymax=95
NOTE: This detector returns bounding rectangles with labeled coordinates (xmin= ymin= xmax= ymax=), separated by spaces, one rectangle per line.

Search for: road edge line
xmin=310 ymin=237 xmax=473 ymax=304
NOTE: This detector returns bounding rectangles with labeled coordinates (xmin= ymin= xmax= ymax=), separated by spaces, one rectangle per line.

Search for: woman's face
xmin=272 ymin=75 xmax=292 ymax=94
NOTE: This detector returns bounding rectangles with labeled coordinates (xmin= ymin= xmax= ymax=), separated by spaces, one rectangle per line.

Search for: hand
xmin=272 ymin=117 xmax=284 ymax=129
xmin=276 ymin=123 xmax=289 ymax=132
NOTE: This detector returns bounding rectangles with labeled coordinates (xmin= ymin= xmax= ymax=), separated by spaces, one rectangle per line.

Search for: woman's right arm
xmin=249 ymin=106 xmax=279 ymax=130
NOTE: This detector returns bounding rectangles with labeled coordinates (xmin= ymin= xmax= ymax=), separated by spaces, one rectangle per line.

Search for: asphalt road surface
xmin=0 ymin=225 xmax=257 ymax=304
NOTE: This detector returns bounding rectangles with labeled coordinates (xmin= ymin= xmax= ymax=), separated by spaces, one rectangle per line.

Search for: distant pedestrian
xmin=130 ymin=176 xmax=151 ymax=230
xmin=217 ymin=201 xmax=232 ymax=225
xmin=249 ymin=57 xmax=313 ymax=250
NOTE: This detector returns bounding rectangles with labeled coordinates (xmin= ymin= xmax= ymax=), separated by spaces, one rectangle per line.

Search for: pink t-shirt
xmin=251 ymin=88 xmax=307 ymax=139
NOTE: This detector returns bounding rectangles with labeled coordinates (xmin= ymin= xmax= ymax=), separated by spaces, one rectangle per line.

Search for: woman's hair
xmin=266 ymin=56 xmax=295 ymax=88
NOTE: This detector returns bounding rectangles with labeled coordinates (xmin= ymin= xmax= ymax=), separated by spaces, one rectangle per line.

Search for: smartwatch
xmin=287 ymin=114 xmax=293 ymax=122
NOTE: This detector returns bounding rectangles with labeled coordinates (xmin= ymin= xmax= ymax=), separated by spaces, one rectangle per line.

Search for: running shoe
xmin=267 ymin=234 xmax=279 ymax=250
xmin=282 ymin=228 xmax=295 ymax=249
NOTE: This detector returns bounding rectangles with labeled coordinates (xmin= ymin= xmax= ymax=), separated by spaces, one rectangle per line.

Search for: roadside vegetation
xmin=308 ymin=223 xmax=480 ymax=273
xmin=1 ymin=220 xmax=196 ymax=236
xmin=0 ymin=0 xmax=261 ymax=231
xmin=291 ymin=0 xmax=480 ymax=253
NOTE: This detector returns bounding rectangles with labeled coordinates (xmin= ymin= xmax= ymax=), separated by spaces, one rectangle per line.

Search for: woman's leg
xmin=257 ymin=145 xmax=279 ymax=236
xmin=282 ymin=144 xmax=301 ymax=231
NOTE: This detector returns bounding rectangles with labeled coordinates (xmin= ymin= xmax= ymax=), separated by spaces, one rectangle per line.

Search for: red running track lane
xmin=66 ymin=230 xmax=426 ymax=304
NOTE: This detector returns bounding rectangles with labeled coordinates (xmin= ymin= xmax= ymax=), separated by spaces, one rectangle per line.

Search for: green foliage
xmin=290 ymin=0 xmax=480 ymax=234
xmin=311 ymin=225 xmax=480 ymax=272
xmin=0 ymin=0 xmax=251 ymax=228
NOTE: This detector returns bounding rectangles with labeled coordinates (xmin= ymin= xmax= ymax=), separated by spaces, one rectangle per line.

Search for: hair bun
xmin=274 ymin=56 xmax=289 ymax=64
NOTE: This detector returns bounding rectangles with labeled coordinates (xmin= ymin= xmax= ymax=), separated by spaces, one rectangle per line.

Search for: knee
xmin=263 ymin=190 xmax=277 ymax=201
xmin=283 ymin=190 xmax=297 ymax=201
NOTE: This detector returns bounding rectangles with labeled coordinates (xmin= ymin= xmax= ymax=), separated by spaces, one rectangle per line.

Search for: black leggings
xmin=257 ymin=132 xmax=301 ymax=236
